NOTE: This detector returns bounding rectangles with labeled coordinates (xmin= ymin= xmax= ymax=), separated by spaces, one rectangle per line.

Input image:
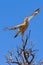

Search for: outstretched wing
xmin=28 ymin=8 xmax=40 ymax=21
xmin=3 ymin=23 xmax=24 ymax=31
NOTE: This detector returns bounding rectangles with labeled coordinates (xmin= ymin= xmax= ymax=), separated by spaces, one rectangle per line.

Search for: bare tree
xmin=4 ymin=30 xmax=43 ymax=65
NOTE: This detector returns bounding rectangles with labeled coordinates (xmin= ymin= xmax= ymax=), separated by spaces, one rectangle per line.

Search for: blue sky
xmin=0 ymin=0 xmax=43 ymax=65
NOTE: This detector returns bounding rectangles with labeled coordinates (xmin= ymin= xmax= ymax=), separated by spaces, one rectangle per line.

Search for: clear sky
xmin=0 ymin=0 xmax=43 ymax=65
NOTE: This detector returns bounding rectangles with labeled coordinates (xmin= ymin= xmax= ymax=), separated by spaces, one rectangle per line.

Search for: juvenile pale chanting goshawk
xmin=4 ymin=8 xmax=40 ymax=38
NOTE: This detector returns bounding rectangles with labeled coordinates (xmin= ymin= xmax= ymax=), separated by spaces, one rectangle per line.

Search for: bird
xmin=4 ymin=8 xmax=40 ymax=38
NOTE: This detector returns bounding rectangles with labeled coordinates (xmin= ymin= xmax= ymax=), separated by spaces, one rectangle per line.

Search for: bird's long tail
xmin=14 ymin=31 xmax=20 ymax=38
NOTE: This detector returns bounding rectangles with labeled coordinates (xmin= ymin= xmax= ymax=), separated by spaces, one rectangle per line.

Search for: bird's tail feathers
xmin=14 ymin=31 xmax=20 ymax=38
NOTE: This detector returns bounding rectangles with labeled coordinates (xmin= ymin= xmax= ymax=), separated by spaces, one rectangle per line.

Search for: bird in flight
xmin=4 ymin=8 xmax=40 ymax=38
